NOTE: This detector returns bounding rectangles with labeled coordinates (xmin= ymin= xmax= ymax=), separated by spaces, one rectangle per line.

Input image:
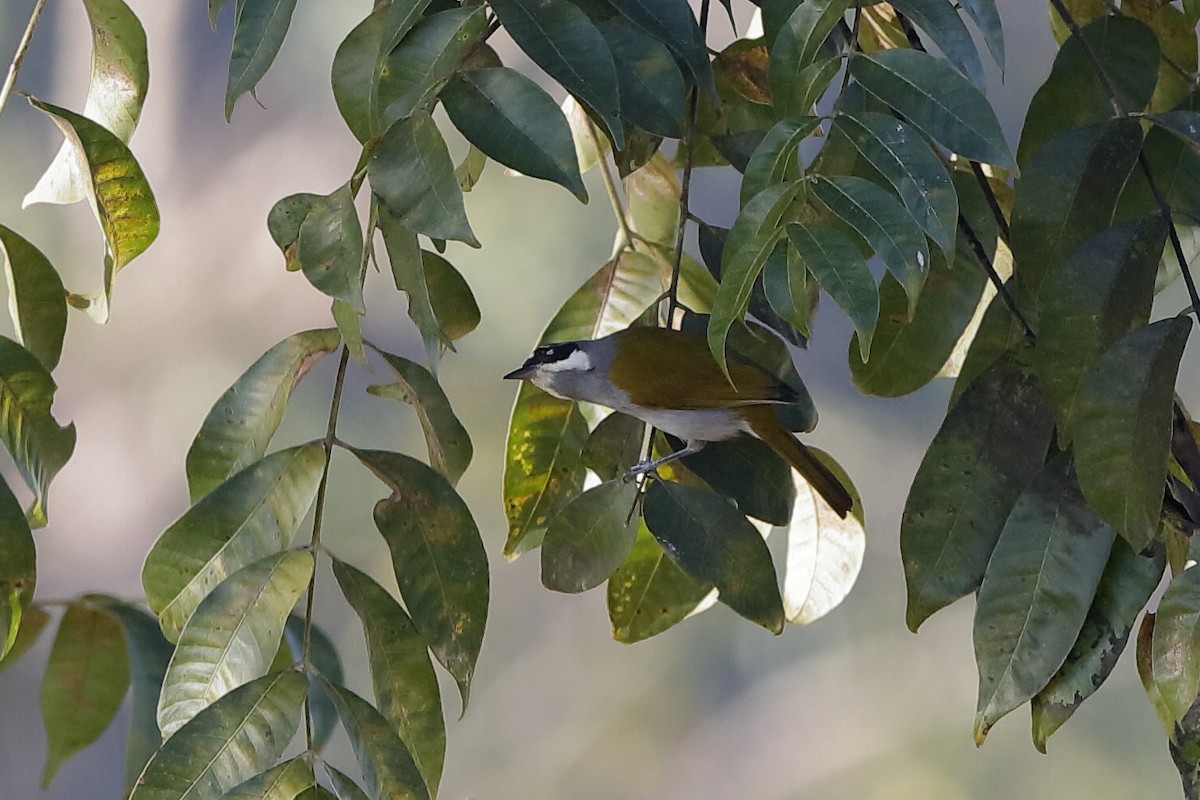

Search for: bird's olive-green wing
xmin=607 ymin=327 xmax=792 ymax=409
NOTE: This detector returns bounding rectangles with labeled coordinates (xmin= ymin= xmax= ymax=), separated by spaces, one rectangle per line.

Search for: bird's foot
xmin=622 ymin=460 xmax=660 ymax=484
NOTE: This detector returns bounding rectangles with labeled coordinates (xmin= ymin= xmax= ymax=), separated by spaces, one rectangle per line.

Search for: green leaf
xmin=1073 ymin=317 xmax=1193 ymax=552
xmin=768 ymin=0 xmax=853 ymax=117
xmin=642 ymin=480 xmax=784 ymax=634
xmin=832 ymin=111 xmax=958 ymax=257
xmin=130 ymin=671 xmax=307 ymax=800
xmin=626 ymin=153 xmax=680 ymax=246
xmin=665 ymin=433 xmax=795 ymax=526
xmin=888 ymin=0 xmax=985 ymax=87
xmin=1017 ymin=16 xmax=1159 ymax=166
xmin=423 ymin=249 xmax=480 ymax=344
xmin=598 ymin=18 xmax=687 ymax=139
xmin=292 ymin=183 xmax=365 ymax=312
xmin=281 ymin=615 xmax=341 ymax=752
xmin=0 ymin=604 xmax=47 ymax=672
xmin=1009 ymin=119 xmax=1145 ymax=303
xmin=709 ymin=181 xmax=803 ymax=379
xmin=902 ymin=355 xmax=1055 ymax=631
xmin=26 ymin=98 xmax=159 ymax=313
xmin=378 ymin=6 xmax=488 ymax=124
xmin=325 ymin=765 xmax=371 ymax=800
xmin=224 ymin=0 xmax=299 ymax=119
xmin=1149 ymin=110 xmax=1200 ymax=151
xmin=581 ymin=412 xmax=645 ymax=482
xmin=762 ymin=240 xmax=819 ymax=339
xmin=267 ymin=193 xmax=318 ymax=271
xmin=786 ymin=222 xmax=877 ymax=361
xmin=848 ymin=48 xmax=1015 ymax=169
xmin=487 ymin=0 xmax=622 ymax=146
xmin=1031 ymin=539 xmax=1164 ymax=750
xmin=157 ymin=550 xmax=313 ymax=737
xmin=812 ymin=175 xmax=930 ymax=319
xmin=355 ymin=448 xmax=489 ymax=711
xmin=972 ymin=454 xmax=1116 ymax=745
xmin=377 ymin=211 xmax=452 ymax=363
xmin=1153 ymin=562 xmax=1200 ymax=722
xmin=848 ymin=248 xmax=986 ymax=397
xmin=605 ymin=0 xmax=714 ymax=96
xmin=39 ymin=601 xmax=130 ymax=787
xmin=948 ymin=284 xmax=1028 ymax=406
xmin=106 ymin=604 xmax=174 ymax=792
xmin=0 ymin=225 xmax=67 ymax=371
xmin=322 ymin=680 xmax=430 ymax=800
xmin=741 ymin=117 xmax=820 ymax=206
xmin=333 ymin=560 xmax=445 ymax=795
xmin=368 ymin=347 xmax=473 ymax=486
xmin=370 ymin=112 xmax=478 ymax=246
xmin=186 ymin=330 xmax=339 ymax=502
xmin=442 ymin=67 xmax=587 ymax=202
xmin=143 ymin=444 xmax=325 ymax=640
xmin=783 ymin=458 xmax=865 ymax=624
xmin=541 ymin=479 xmax=641 ymax=593
xmin=607 ymin=522 xmax=711 ymax=642
xmin=1033 ymin=217 xmax=1166 ymax=443
xmin=221 ymin=757 xmax=314 ymax=800
xmin=0 ymin=476 xmax=34 ymax=660
xmin=957 ymin=0 xmax=1004 ymax=70
xmin=25 ymin=0 xmax=148 ymax=206
xmin=331 ymin=6 xmax=390 ymax=143
xmin=332 ymin=300 xmax=366 ymax=365
xmin=503 ymin=251 xmax=662 ymax=556
xmin=0 ymin=336 xmax=76 ymax=525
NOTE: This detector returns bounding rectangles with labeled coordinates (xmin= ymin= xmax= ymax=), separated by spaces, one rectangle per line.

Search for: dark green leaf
xmin=356 ymin=448 xmax=489 ymax=711
xmin=106 ymin=604 xmax=174 ymax=792
xmin=902 ymin=355 xmax=1054 ymax=631
xmin=368 ymin=347 xmax=473 ymax=486
xmin=267 ymin=193 xmax=318 ymax=271
xmin=1074 ymin=317 xmax=1193 ymax=552
xmin=488 ymin=0 xmax=622 ymax=146
xmin=292 ymin=183 xmax=365 ymax=311
xmin=143 ymin=444 xmax=324 ymax=640
xmin=130 ymin=671 xmax=307 ymax=800
xmin=423 ymin=249 xmax=480 ymax=344
xmin=442 ymin=67 xmax=587 ymax=202
xmin=811 ymin=175 xmax=929 ymax=318
xmin=1009 ymin=119 xmax=1145 ymax=304
xmin=0 ymin=336 xmax=76 ymax=526
xmin=1017 ymin=16 xmax=1158 ymax=166
xmin=331 ymin=6 xmax=390 ymax=142
xmin=848 ymin=48 xmax=1015 ymax=169
xmin=186 ymin=330 xmax=339 ymax=502
xmin=281 ymin=615 xmax=341 ymax=752
xmin=889 ymin=0 xmax=985 ymax=87
xmin=1032 ymin=539 xmax=1164 ymax=750
xmin=0 ymin=225 xmax=67 ymax=371
xmin=40 ymin=602 xmax=130 ymax=787
xmin=832 ymin=111 xmax=958 ymax=257
xmin=26 ymin=0 xmax=148 ymax=206
xmin=322 ymin=680 xmax=430 ymax=800
xmin=225 ymin=0 xmax=299 ymax=118
xmin=1150 ymin=111 xmax=1200 ymax=151
xmin=26 ymin=98 xmax=159 ymax=313
xmin=379 ymin=6 xmax=487 ymax=124
xmin=0 ymin=476 xmax=34 ymax=660
xmin=542 ymin=479 xmax=640 ymax=593
xmin=957 ymin=0 xmax=1004 ymax=70
xmin=741 ymin=117 xmax=820 ymax=206
xmin=973 ymin=455 xmax=1115 ymax=744
xmin=604 ymin=0 xmax=714 ymax=96
xmin=325 ymin=765 xmax=371 ymax=800
xmin=709 ymin=181 xmax=803 ymax=379
xmin=157 ymin=550 xmax=312 ymax=738
xmin=370 ymin=112 xmax=478 ymax=246
xmin=762 ymin=240 xmax=819 ymax=339
xmin=607 ymin=523 xmax=711 ymax=642
xmin=642 ymin=480 xmax=784 ymax=633
xmin=333 ymin=560 xmax=445 ymax=794
xmin=668 ymin=434 xmax=795 ymax=526
xmin=598 ymin=18 xmax=687 ymax=138
xmin=0 ymin=604 xmax=47 ymax=672
xmin=768 ymin=0 xmax=853 ymax=117
xmin=582 ymin=412 xmax=645 ymax=482
xmin=1034 ymin=217 xmax=1166 ymax=443
xmin=377 ymin=211 xmax=452 ymax=363
xmin=948 ymin=284 xmax=1028 ymax=406
xmin=221 ymin=757 xmax=314 ymax=799
xmin=786 ymin=222 xmax=877 ymax=361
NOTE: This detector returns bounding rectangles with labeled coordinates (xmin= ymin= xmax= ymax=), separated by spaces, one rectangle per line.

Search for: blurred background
xmin=0 ymin=1 xmax=1195 ymax=798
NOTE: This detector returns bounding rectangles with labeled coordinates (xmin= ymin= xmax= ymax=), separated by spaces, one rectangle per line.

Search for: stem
xmin=1046 ymin=0 xmax=1125 ymax=118
xmin=958 ymin=213 xmax=1034 ymax=340
xmin=302 ymin=345 xmax=352 ymax=750
xmin=588 ymin=120 xmax=634 ymax=251
xmin=0 ymin=0 xmax=48 ymax=120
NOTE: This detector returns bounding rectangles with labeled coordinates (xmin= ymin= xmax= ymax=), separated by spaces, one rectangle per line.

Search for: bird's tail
xmin=745 ymin=408 xmax=854 ymax=518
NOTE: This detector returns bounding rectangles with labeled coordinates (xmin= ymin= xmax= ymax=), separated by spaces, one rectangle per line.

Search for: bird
xmin=504 ymin=326 xmax=854 ymax=518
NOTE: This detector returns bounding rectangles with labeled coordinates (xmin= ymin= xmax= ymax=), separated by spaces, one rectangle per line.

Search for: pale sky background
xmin=0 ymin=2 xmax=1195 ymax=799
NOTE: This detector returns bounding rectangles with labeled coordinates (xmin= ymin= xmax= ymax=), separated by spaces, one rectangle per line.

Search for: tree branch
xmin=0 ymin=0 xmax=48 ymax=120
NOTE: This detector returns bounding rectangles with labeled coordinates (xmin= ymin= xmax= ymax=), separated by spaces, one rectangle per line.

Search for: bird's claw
xmin=622 ymin=460 xmax=659 ymax=484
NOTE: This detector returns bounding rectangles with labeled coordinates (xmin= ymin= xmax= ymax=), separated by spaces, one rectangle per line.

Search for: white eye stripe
xmin=543 ymin=349 xmax=592 ymax=372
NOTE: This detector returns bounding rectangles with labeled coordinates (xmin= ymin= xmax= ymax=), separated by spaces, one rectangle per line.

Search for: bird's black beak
xmin=503 ymin=364 xmax=534 ymax=381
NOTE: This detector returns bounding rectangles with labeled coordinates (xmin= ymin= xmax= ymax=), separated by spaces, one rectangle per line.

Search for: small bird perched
xmin=504 ymin=326 xmax=853 ymax=518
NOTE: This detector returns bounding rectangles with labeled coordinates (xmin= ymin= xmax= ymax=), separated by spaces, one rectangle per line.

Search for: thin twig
xmin=958 ymin=213 xmax=1034 ymax=340
xmin=1046 ymin=0 xmax=1124 ymax=118
xmin=587 ymin=119 xmax=634 ymax=251
xmin=302 ymin=345 xmax=352 ymax=751
xmin=0 ymin=0 xmax=49 ymax=120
